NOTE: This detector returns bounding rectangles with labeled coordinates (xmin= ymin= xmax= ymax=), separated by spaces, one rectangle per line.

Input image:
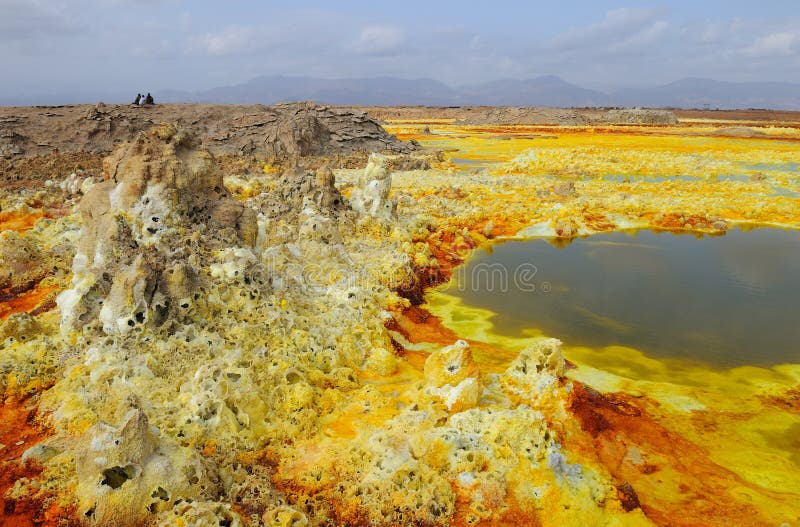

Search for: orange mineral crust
xmin=0 ymin=281 xmax=60 ymax=322
xmin=0 ymin=210 xmax=45 ymax=233
xmin=565 ymin=383 xmax=795 ymax=527
xmin=0 ymin=399 xmax=74 ymax=527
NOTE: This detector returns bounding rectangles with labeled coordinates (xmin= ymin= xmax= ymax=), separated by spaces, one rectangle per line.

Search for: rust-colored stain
xmin=758 ymin=387 xmax=800 ymax=413
xmin=400 ymin=227 xmax=473 ymax=305
xmin=451 ymin=491 xmax=543 ymax=527
xmin=0 ymin=281 xmax=60 ymax=321
xmin=645 ymin=212 xmax=719 ymax=231
xmin=393 ymin=305 xmax=460 ymax=347
xmin=581 ymin=211 xmax=617 ymax=232
xmin=0 ymin=398 xmax=76 ymax=526
xmin=566 ymin=382 xmax=790 ymax=527
xmin=616 ymin=482 xmax=641 ymax=512
xmin=399 ymin=219 xmax=530 ymax=306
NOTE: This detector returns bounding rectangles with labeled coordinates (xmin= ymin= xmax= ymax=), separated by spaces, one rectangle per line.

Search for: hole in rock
xmin=285 ymin=370 xmax=302 ymax=385
xmin=101 ymin=464 xmax=138 ymax=489
xmin=151 ymin=487 xmax=169 ymax=501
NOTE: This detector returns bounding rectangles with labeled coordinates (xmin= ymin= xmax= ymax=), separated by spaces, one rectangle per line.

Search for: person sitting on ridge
xmin=144 ymin=93 xmax=154 ymax=105
xmin=132 ymin=93 xmax=142 ymax=105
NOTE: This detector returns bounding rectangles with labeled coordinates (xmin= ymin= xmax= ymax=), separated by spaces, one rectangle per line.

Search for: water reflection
xmin=444 ymin=228 xmax=800 ymax=367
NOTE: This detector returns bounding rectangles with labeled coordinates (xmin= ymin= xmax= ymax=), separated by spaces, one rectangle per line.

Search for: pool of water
xmin=442 ymin=228 xmax=800 ymax=367
xmin=451 ymin=157 xmax=487 ymax=167
xmin=745 ymin=162 xmax=800 ymax=172
xmin=770 ymin=186 xmax=800 ymax=198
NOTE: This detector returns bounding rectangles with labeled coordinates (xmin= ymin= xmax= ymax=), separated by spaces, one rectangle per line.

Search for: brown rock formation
xmin=58 ymin=123 xmax=259 ymax=335
xmin=0 ymin=102 xmax=413 ymax=162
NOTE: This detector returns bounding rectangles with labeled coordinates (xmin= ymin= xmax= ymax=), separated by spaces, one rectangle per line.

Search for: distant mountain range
xmin=612 ymin=78 xmax=800 ymax=111
xmin=4 ymin=76 xmax=800 ymax=110
xmin=128 ymin=76 xmax=800 ymax=110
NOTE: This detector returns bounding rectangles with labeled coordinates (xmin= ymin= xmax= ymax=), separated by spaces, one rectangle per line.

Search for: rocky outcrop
xmin=75 ymin=408 xmax=219 ymax=527
xmin=56 ymin=123 xmax=258 ymax=336
xmin=0 ymin=102 xmax=414 ymax=162
xmin=0 ymin=231 xmax=45 ymax=292
xmin=600 ymin=108 xmax=679 ymax=125
xmin=349 ymin=153 xmax=396 ymax=220
xmin=454 ymin=106 xmax=590 ymax=126
xmin=423 ymin=340 xmax=482 ymax=412
xmin=377 ymin=105 xmax=679 ymax=126
xmin=0 ymin=123 xmax=32 ymax=158
xmin=256 ymin=165 xmax=348 ymax=224
xmin=501 ymin=338 xmax=565 ymax=404
xmin=254 ymin=102 xmax=414 ymax=157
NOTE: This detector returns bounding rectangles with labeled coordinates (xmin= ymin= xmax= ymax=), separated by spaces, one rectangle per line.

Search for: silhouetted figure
xmin=144 ymin=93 xmax=154 ymax=105
xmin=132 ymin=93 xmax=142 ymax=105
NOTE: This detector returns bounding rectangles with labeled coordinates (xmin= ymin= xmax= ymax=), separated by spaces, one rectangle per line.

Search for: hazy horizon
xmin=2 ymin=0 xmax=800 ymax=104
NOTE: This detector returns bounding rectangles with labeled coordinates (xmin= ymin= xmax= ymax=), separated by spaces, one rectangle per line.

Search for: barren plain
xmin=1 ymin=103 xmax=799 ymax=527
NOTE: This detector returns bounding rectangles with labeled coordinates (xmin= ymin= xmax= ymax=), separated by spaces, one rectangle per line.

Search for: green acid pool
xmin=442 ymin=228 xmax=800 ymax=368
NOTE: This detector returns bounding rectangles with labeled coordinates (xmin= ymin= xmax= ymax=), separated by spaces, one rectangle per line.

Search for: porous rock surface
xmin=349 ymin=153 xmax=397 ymax=220
xmin=423 ymin=340 xmax=482 ymax=412
xmin=75 ymin=408 xmax=220 ymax=526
xmin=0 ymin=230 xmax=45 ymax=292
xmin=57 ymin=123 xmax=257 ymax=336
xmin=30 ymin=124 xmax=424 ymax=525
xmin=2 ymin=123 xmax=646 ymax=526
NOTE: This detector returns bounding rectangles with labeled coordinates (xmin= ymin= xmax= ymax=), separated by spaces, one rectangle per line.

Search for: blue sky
xmin=2 ymin=0 xmax=799 ymax=97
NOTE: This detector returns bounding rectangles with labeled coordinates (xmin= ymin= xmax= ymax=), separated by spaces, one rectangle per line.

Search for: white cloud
xmin=353 ymin=25 xmax=405 ymax=55
xmin=610 ymin=20 xmax=670 ymax=52
xmin=189 ymin=26 xmax=260 ymax=56
xmin=700 ymin=22 xmax=723 ymax=44
xmin=634 ymin=21 xmax=670 ymax=44
xmin=184 ymin=11 xmax=351 ymax=60
xmin=131 ymin=38 xmax=174 ymax=59
xmin=742 ymin=31 xmax=799 ymax=57
xmin=550 ymin=7 xmax=664 ymax=52
xmin=469 ymin=35 xmax=482 ymax=50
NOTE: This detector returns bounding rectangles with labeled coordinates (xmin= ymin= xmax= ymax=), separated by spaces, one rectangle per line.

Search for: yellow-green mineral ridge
xmin=0 ymin=118 xmax=798 ymax=527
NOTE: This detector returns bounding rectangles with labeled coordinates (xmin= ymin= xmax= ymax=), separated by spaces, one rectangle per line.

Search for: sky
xmin=2 ymin=0 xmax=800 ymax=98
